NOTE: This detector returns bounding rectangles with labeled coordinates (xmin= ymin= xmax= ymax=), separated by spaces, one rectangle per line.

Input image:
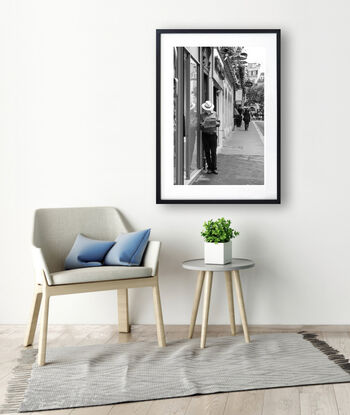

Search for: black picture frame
xmin=156 ymin=29 xmax=281 ymax=204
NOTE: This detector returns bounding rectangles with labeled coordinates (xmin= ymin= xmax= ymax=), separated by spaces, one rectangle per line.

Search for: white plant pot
xmin=204 ymin=241 xmax=232 ymax=264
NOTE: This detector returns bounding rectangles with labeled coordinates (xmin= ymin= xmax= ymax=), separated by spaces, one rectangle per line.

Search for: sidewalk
xmin=193 ymin=121 xmax=264 ymax=185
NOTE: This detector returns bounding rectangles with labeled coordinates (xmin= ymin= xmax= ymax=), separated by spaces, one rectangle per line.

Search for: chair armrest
xmin=142 ymin=241 xmax=161 ymax=276
xmin=32 ymin=246 xmax=52 ymax=286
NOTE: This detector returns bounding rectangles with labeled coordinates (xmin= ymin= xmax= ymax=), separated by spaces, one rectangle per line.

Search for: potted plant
xmin=201 ymin=218 xmax=239 ymax=264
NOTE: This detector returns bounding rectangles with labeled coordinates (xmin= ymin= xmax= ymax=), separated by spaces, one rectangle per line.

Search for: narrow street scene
xmin=173 ymin=46 xmax=265 ymax=186
xmin=194 ymin=120 xmax=264 ymax=185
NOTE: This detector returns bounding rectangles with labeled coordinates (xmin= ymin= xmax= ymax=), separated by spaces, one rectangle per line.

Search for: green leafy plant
xmin=201 ymin=218 xmax=239 ymax=244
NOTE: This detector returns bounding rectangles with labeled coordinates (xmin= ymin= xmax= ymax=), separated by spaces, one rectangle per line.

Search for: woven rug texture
xmin=2 ymin=332 xmax=350 ymax=413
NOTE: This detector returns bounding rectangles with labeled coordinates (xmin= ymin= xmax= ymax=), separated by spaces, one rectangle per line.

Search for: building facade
xmin=247 ymin=62 xmax=263 ymax=85
xmin=173 ymin=47 xmax=236 ymax=185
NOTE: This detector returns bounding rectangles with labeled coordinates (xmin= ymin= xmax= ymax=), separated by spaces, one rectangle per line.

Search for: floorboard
xmin=185 ymin=393 xmax=228 ymax=415
xmin=147 ymin=397 xmax=190 ymax=415
xmin=300 ymin=385 xmax=339 ymax=415
xmin=224 ymin=390 xmax=264 ymax=415
xmin=262 ymin=387 xmax=300 ymax=415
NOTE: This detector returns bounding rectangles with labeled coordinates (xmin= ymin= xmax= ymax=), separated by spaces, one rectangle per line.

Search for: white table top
xmin=182 ymin=258 xmax=255 ymax=272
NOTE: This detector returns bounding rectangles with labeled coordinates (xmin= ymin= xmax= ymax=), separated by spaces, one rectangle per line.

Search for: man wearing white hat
xmin=200 ymin=100 xmax=220 ymax=174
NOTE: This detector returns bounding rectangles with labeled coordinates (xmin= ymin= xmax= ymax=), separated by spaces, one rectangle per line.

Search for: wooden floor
xmin=0 ymin=325 xmax=350 ymax=415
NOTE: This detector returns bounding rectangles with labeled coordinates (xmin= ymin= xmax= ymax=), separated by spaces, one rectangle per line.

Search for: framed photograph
xmin=156 ymin=29 xmax=280 ymax=204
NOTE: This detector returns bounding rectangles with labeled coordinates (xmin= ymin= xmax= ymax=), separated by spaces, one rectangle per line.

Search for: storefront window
xmin=173 ymin=48 xmax=178 ymax=184
xmin=173 ymin=48 xmax=201 ymax=185
xmin=188 ymin=57 xmax=199 ymax=178
xmin=184 ymin=55 xmax=199 ymax=181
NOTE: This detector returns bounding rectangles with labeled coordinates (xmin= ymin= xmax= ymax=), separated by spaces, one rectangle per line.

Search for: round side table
xmin=182 ymin=258 xmax=255 ymax=348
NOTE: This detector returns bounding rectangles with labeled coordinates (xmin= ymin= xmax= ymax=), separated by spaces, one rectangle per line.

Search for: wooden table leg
xmin=189 ymin=271 xmax=205 ymax=338
xmin=200 ymin=271 xmax=213 ymax=348
xmin=232 ymin=270 xmax=250 ymax=343
xmin=224 ymin=271 xmax=236 ymax=335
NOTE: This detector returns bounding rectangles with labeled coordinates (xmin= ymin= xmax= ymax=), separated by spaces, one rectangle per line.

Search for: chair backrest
xmin=33 ymin=207 xmax=128 ymax=273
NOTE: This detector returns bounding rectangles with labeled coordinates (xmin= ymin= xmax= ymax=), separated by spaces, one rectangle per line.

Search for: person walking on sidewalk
xmin=200 ymin=100 xmax=220 ymax=174
xmin=243 ymin=108 xmax=251 ymax=131
xmin=234 ymin=107 xmax=242 ymax=128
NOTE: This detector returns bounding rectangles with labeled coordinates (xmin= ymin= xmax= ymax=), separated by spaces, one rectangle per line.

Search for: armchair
xmin=24 ymin=207 xmax=166 ymax=366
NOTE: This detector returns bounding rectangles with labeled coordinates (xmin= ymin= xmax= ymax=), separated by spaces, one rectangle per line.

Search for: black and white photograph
xmin=157 ymin=30 xmax=280 ymax=203
xmin=174 ymin=45 xmax=265 ymax=186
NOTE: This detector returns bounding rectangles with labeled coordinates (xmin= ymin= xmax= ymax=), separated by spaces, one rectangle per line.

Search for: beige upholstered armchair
xmin=24 ymin=207 xmax=166 ymax=366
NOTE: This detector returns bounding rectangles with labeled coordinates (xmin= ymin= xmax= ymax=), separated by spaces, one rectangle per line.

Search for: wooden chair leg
xmin=24 ymin=285 xmax=42 ymax=346
xmin=117 ymin=288 xmax=130 ymax=333
xmin=200 ymin=271 xmax=213 ymax=349
xmin=232 ymin=270 xmax=250 ymax=343
xmin=188 ymin=271 xmax=205 ymax=338
xmin=225 ymin=271 xmax=236 ymax=336
xmin=152 ymin=281 xmax=166 ymax=347
xmin=38 ymin=292 xmax=50 ymax=366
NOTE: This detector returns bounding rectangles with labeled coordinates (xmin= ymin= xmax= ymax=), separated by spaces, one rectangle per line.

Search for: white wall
xmin=1 ymin=0 xmax=350 ymax=325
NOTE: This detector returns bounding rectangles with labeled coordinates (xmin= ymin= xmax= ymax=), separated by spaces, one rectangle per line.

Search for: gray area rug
xmin=2 ymin=332 xmax=350 ymax=413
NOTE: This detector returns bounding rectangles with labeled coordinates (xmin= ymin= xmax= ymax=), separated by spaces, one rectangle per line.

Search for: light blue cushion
xmin=64 ymin=234 xmax=115 ymax=270
xmin=104 ymin=229 xmax=151 ymax=266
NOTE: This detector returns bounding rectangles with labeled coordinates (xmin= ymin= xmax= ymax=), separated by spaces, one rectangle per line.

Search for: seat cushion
xmin=64 ymin=234 xmax=116 ymax=270
xmin=104 ymin=229 xmax=151 ymax=266
xmin=51 ymin=266 xmax=153 ymax=285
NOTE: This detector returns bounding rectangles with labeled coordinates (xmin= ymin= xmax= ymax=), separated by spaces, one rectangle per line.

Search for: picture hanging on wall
xmin=156 ymin=29 xmax=280 ymax=204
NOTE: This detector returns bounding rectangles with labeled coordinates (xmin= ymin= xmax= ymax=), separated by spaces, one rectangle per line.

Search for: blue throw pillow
xmin=104 ymin=229 xmax=151 ymax=266
xmin=64 ymin=234 xmax=115 ymax=270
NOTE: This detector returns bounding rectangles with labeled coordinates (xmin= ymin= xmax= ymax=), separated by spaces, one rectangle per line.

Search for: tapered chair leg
xmin=233 ymin=270 xmax=250 ymax=343
xmin=188 ymin=271 xmax=205 ymax=338
xmin=225 ymin=271 xmax=236 ymax=335
xmin=200 ymin=271 xmax=213 ymax=348
xmin=38 ymin=292 xmax=50 ymax=366
xmin=24 ymin=285 xmax=42 ymax=346
xmin=117 ymin=288 xmax=130 ymax=333
xmin=152 ymin=281 xmax=166 ymax=347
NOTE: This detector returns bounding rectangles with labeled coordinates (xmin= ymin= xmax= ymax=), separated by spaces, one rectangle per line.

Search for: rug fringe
xmin=0 ymin=348 xmax=37 ymax=414
xmin=298 ymin=331 xmax=350 ymax=375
